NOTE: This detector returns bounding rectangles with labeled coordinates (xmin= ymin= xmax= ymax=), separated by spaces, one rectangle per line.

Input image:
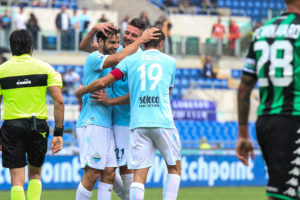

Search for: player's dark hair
xmin=144 ymin=28 xmax=165 ymax=49
xmin=284 ymin=0 xmax=295 ymax=4
xmin=9 ymin=29 xmax=33 ymax=56
xmin=96 ymin=28 xmax=120 ymax=43
xmin=128 ymin=18 xmax=146 ymax=31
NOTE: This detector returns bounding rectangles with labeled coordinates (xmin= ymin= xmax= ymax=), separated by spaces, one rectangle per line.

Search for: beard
xmin=103 ymin=44 xmax=116 ymax=55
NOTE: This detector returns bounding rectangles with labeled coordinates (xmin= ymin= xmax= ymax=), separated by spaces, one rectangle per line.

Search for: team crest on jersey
xmin=92 ymin=153 xmax=101 ymax=163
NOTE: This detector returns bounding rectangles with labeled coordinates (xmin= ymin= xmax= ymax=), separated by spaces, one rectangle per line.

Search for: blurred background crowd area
xmin=0 ymin=0 xmax=285 ymax=154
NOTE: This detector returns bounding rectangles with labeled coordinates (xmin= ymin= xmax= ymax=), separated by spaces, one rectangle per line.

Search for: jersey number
xmin=137 ymin=64 xmax=162 ymax=91
xmin=254 ymin=40 xmax=293 ymax=87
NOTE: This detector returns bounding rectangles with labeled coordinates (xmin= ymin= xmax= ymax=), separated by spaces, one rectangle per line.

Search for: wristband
xmin=54 ymin=127 xmax=64 ymax=137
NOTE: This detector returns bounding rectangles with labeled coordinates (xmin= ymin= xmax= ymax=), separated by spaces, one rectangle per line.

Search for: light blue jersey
xmin=112 ymin=45 xmax=130 ymax=126
xmin=117 ymin=49 xmax=176 ymax=129
xmin=77 ymin=51 xmax=113 ymax=128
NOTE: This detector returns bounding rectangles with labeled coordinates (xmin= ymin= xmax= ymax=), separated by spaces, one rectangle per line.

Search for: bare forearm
xmin=103 ymin=37 xmax=143 ymax=68
xmin=237 ymin=75 xmax=257 ymax=137
xmin=81 ymin=80 xmax=105 ymax=95
xmin=53 ymin=100 xmax=64 ymax=128
xmin=109 ymin=94 xmax=130 ymax=105
xmin=79 ymin=28 xmax=98 ymax=52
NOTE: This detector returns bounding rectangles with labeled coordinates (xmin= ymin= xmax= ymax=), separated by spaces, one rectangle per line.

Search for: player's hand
xmin=51 ymin=136 xmax=63 ymax=155
xmin=90 ymin=89 xmax=111 ymax=105
xmin=140 ymin=27 xmax=161 ymax=43
xmin=92 ymin=23 xmax=118 ymax=36
xmin=236 ymin=136 xmax=254 ymax=166
xmin=75 ymin=85 xmax=83 ymax=99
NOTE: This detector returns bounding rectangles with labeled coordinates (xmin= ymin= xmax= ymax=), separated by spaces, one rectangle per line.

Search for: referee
xmin=0 ymin=30 xmax=64 ymax=200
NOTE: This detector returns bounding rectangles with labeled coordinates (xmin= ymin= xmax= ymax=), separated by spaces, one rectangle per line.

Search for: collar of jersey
xmin=13 ymin=54 xmax=31 ymax=59
xmin=145 ymin=49 xmax=159 ymax=52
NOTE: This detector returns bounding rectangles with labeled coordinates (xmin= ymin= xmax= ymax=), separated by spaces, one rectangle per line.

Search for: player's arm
xmin=91 ymin=90 xmax=130 ymax=105
xmin=102 ymin=27 xmax=160 ymax=69
xmin=80 ymin=23 xmax=118 ymax=53
xmin=236 ymin=74 xmax=257 ymax=166
xmin=169 ymin=87 xmax=172 ymax=95
xmin=76 ymin=73 xmax=117 ymax=99
xmin=48 ymin=86 xmax=64 ymax=155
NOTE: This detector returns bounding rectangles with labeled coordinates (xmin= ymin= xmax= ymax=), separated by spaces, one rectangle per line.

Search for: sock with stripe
xmin=11 ymin=186 xmax=25 ymax=200
xmin=130 ymin=182 xmax=144 ymax=200
xmin=27 ymin=179 xmax=42 ymax=200
xmin=163 ymin=174 xmax=181 ymax=200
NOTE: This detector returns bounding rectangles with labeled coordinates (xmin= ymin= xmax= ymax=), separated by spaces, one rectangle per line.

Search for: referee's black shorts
xmin=256 ymin=115 xmax=300 ymax=200
xmin=1 ymin=118 xmax=49 ymax=168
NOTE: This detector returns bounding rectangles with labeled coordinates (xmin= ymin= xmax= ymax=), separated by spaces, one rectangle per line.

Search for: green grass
xmin=0 ymin=187 xmax=266 ymax=200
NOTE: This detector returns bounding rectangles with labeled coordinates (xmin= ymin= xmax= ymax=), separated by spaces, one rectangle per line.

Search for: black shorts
xmin=1 ymin=118 xmax=49 ymax=168
xmin=256 ymin=115 xmax=300 ymax=200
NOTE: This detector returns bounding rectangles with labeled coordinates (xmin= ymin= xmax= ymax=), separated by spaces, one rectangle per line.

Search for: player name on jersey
xmin=254 ymin=24 xmax=300 ymax=40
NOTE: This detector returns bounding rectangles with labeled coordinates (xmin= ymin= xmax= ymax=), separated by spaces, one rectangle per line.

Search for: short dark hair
xmin=9 ymin=30 xmax=33 ymax=56
xmin=128 ymin=18 xmax=146 ymax=31
xmin=96 ymin=28 xmax=120 ymax=43
xmin=144 ymin=28 xmax=165 ymax=49
xmin=284 ymin=0 xmax=295 ymax=4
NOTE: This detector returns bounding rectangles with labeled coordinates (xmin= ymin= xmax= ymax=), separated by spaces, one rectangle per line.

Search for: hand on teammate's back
xmin=75 ymin=85 xmax=83 ymax=99
xmin=93 ymin=23 xmax=118 ymax=36
xmin=140 ymin=27 xmax=161 ymax=43
xmin=236 ymin=136 xmax=255 ymax=166
xmin=51 ymin=136 xmax=63 ymax=155
xmin=90 ymin=89 xmax=110 ymax=105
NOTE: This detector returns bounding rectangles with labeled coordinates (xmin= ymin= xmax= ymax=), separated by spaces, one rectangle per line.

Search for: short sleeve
xmin=170 ymin=60 xmax=176 ymax=87
xmin=117 ymin=58 xmax=128 ymax=76
xmin=87 ymin=53 xmax=108 ymax=72
xmin=46 ymin=64 xmax=63 ymax=88
xmin=243 ymin=41 xmax=257 ymax=78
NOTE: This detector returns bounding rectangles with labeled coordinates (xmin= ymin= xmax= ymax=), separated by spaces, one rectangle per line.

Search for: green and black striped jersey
xmin=243 ymin=13 xmax=300 ymax=116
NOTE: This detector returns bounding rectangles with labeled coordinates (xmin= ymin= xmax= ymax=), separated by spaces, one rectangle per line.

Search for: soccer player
xmin=75 ymin=27 xmax=158 ymax=200
xmin=81 ymin=18 xmax=146 ymax=200
xmin=0 ymin=30 xmax=64 ymax=200
xmin=76 ymin=29 xmax=181 ymax=200
xmin=236 ymin=0 xmax=300 ymax=199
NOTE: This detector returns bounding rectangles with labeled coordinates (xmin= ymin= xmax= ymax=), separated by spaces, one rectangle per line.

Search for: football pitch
xmin=0 ymin=187 xmax=266 ymax=200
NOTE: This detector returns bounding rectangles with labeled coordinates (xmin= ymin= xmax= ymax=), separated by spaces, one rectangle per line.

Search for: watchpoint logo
xmin=139 ymin=95 xmax=160 ymax=108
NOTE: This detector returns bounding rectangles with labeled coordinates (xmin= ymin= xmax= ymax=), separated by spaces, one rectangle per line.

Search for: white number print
xmin=254 ymin=40 xmax=293 ymax=87
xmin=137 ymin=63 xmax=162 ymax=91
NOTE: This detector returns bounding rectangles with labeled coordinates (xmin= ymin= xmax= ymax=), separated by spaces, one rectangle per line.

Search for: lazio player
xmin=80 ymin=19 xmax=146 ymax=200
xmin=75 ymin=26 xmax=159 ymax=200
xmin=76 ymin=29 xmax=181 ymax=200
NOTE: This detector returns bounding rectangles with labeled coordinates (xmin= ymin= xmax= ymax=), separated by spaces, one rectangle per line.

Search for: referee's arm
xmin=48 ymin=86 xmax=64 ymax=155
xmin=0 ymin=95 xmax=2 ymax=151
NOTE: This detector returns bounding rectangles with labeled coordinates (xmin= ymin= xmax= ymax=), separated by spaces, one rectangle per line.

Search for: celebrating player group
xmin=74 ymin=18 xmax=181 ymax=200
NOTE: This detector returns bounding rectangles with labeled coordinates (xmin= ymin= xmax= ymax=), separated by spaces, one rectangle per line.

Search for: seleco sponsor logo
xmin=139 ymin=95 xmax=159 ymax=108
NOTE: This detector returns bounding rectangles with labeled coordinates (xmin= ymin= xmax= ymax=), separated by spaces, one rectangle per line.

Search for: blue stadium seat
xmin=218 ymin=0 xmax=225 ymax=7
xmin=56 ymin=65 xmax=66 ymax=74
xmin=175 ymin=69 xmax=181 ymax=78
xmin=239 ymin=0 xmax=246 ymax=8
xmin=181 ymin=78 xmax=189 ymax=88
xmin=182 ymin=69 xmax=190 ymax=78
